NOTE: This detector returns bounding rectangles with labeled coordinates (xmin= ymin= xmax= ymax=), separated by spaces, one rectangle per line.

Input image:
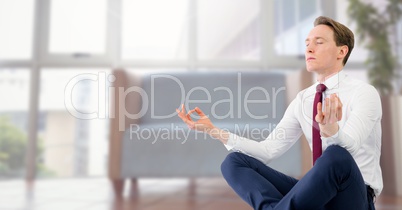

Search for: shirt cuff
xmin=224 ymin=132 xmax=239 ymax=151
xmin=321 ymin=131 xmax=340 ymax=146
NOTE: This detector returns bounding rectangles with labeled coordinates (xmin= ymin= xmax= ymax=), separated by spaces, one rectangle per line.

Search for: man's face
xmin=305 ymin=25 xmax=343 ymax=74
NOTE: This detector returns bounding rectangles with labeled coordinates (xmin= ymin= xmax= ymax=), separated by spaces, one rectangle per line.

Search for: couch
xmin=108 ymin=69 xmax=306 ymax=196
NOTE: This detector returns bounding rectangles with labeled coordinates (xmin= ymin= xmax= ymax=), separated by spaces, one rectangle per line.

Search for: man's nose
xmin=306 ymin=45 xmax=314 ymax=53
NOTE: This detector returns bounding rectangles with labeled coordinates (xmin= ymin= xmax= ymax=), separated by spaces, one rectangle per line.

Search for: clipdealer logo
xmin=64 ymin=72 xmax=286 ymax=132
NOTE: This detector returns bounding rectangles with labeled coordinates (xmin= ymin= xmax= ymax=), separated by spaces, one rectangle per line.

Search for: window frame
xmin=37 ymin=0 xmax=115 ymax=67
xmin=1 ymin=0 xmax=366 ymax=70
xmin=3 ymin=0 xmax=372 ymax=180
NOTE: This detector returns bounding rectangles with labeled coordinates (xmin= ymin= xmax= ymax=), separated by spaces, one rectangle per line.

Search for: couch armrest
xmin=108 ymin=69 xmax=141 ymax=180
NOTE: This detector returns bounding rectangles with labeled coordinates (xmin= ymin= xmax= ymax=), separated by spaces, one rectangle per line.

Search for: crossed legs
xmin=221 ymin=145 xmax=371 ymax=210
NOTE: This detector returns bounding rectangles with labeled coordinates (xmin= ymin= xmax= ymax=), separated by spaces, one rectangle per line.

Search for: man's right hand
xmin=176 ymin=104 xmax=214 ymax=133
xmin=176 ymin=104 xmax=229 ymax=144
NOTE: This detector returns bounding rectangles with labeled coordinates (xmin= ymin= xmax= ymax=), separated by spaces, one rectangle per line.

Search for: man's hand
xmin=176 ymin=104 xmax=229 ymax=144
xmin=315 ymin=94 xmax=343 ymax=137
xmin=176 ymin=104 xmax=215 ymax=133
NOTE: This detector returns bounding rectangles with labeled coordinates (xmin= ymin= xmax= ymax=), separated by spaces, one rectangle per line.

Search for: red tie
xmin=312 ymin=84 xmax=327 ymax=165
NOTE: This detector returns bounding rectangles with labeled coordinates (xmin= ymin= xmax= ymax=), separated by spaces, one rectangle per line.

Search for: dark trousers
xmin=221 ymin=145 xmax=375 ymax=210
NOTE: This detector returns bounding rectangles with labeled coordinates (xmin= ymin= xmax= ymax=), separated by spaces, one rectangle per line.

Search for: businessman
xmin=177 ymin=16 xmax=381 ymax=209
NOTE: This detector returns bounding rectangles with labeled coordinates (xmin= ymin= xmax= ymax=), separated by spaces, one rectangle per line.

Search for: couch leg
xmin=189 ymin=178 xmax=196 ymax=197
xmin=129 ymin=178 xmax=139 ymax=198
xmin=111 ymin=179 xmax=125 ymax=199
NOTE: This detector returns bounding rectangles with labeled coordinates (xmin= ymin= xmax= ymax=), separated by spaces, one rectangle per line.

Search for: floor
xmin=0 ymin=178 xmax=401 ymax=210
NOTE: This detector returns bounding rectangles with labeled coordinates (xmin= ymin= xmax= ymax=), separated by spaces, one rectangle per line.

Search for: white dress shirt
xmin=224 ymin=70 xmax=383 ymax=195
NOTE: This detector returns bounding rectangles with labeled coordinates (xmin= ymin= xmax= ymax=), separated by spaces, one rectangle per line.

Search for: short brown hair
xmin=314 ymin=16 xmax=354 ymax=66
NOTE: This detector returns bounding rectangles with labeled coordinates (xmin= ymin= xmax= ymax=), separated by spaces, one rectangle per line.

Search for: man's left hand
xmin=315 ymin=94 xmax=343 ymax=137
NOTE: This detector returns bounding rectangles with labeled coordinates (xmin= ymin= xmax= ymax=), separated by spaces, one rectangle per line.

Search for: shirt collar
xmin=316 ymin=70 xmax=346 ymax=90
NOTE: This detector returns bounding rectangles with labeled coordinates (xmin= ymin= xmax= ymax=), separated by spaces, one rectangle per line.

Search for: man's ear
xmin=338 ymin=45 xmax=348 ymax=59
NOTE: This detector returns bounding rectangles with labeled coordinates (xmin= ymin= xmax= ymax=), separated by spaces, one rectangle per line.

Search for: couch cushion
xmin=121 ymin=123 xmax=230 ymax=177
xmin=121 ymin=121 xmax=301 ymax=178
xmin=137 ymin=72 xmax=287 ymax=125
xmin=119 ymin=71 xmax=293 ymax=178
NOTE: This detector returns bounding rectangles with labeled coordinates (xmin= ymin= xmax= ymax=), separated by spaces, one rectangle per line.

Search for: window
xmin=0 ymin=0 xmax=34 ymax=60
xmin=197 ymin=0 xmax=261 ymax=60
xmin=336 ymin=0 xmax=368 ymax=63
xmin=122 ymin=0 xmax=188 ymax=60
xmin=49 ymin=0 xmax=107 ymax=54
xmin=0 ymin=69 xmax=30 ymax=178
xmin=274 ymin=0 xmax=321 ymax=56
xmin=1 ymin=0 xmax=346 ymax=180
xmin=39 ymin=69 xmax=111 ymax=177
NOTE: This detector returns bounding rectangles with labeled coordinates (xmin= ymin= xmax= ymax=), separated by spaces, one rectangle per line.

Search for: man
xmin=177 ymin=16 xmax=381 ymax=209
